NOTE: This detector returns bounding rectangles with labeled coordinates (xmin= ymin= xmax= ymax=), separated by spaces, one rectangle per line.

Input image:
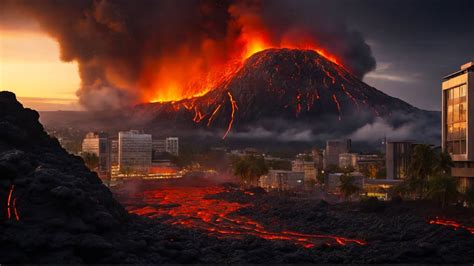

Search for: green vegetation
xmin=464 ymin=186 xmax=474 ymax=208
xmin=397 ymin=145 xmax=460 ymax=207
xmin=233 ymin=155 xmax=269 ymax=187
xmin=426 ymin=173 xmax=459 ymax=208
xmin=339 ymin=174 xmax=360 ymax=200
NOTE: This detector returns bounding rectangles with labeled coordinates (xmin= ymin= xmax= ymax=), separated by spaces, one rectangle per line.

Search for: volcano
xmin=130 ymin=48 xmax=438 ymax=142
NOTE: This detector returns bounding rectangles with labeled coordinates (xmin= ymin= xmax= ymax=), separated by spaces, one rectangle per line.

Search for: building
xmin=292 ymin=158 xmax=317 ymax=182
xmin=324 ymin=139 xmax=351 ymax=168
xmin=152 ymin=139 xmax=166 ymax=153
xmin=110 ymin=139 xmax=119 ymax=166
xmin=325 ymin=172 xmax=364 ymax=194
xmin=165 ymin=137 xmax=179 ymax=156
xmin=312 ymin=148 xmax=324 ymax=170
xmin=339 ymin=153 xmax=358 ymax=170
xmin=363 ymin=179 xmax=403 ymax=201
xmin=442 ymin=62 xmax=474 ymax=191
xmin=386 ymin=141 xmax=414 ymax=180
xmin=259 ymin=170 xmax=305 ymax=191
xmin=118 ymin=130 xmax=152 ymax=174
xmin=357 ymin=154 xmax=385 ymax=179
xmin=82 ymin=132 xmax=110 ymax=180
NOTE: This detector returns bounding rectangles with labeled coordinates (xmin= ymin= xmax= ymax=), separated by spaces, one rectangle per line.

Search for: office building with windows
xmin=386 ymin=141 xmax=414 ymax=180
xmin=118 ymin=130 xmax=152 ymax=174
xmin=442 ymin=62 xmax=474 ymax=191
xmin=82 ymin=132 xmax=110 ymax=180
xmin=324 ymin=139 xmax=351 ymax=168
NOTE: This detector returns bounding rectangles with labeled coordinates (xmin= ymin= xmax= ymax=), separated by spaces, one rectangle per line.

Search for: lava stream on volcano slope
xmin=429 ymin=217 xmax=474 ymax=234
xmin=127 ymin=186 xmax=366 ymax=248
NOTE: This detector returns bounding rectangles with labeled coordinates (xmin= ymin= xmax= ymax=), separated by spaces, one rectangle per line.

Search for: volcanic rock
xmin=0 ymin=91 xmax=128 ymax=263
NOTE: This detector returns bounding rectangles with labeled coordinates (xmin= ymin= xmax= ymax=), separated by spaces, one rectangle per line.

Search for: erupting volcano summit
xmin=134 ymin=48 xmax=438 ymax=141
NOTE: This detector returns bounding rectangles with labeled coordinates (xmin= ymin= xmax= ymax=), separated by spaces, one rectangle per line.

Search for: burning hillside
xmin=133 ymin=48 xmax=438 ymax=141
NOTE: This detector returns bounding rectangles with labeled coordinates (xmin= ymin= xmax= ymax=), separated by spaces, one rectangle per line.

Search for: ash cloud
xmin=4 ymin=0 xmax=375 ymax=110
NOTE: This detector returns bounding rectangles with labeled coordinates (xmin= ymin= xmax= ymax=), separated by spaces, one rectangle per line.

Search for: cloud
xmin=349 ymin=118 xmax=414 ymax=141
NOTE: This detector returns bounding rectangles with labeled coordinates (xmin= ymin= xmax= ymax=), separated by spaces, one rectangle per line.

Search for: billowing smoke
xmin=4 ymin=0 xmax=375 ymax=110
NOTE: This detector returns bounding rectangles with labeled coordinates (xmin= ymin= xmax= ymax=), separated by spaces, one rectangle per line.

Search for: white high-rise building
xmin=82 ymin=132 xmax=110 ymax=179
xmin=165 ymin=137 xmax=179 ymax=156
xmin=118 ymin=130 xmax=152 ymax=174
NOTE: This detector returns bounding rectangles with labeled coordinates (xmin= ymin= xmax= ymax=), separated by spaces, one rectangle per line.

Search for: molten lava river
xmin=125 ymin=186 xmax=366 ymax=248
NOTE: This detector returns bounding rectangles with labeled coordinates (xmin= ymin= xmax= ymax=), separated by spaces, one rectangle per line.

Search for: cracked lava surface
xmin=125 ymin=186 xmax=367 ymax=248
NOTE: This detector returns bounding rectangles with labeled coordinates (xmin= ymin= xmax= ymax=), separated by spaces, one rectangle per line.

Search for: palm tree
xmin=426 ymin=173 xmax=459 ymax=207
xmin=339 ymin=174 xmax=360 ymax=200
xmin=436 ymin=151 xmax=454 ymax=175
xmin=407 ymin=144 xmax=436 ymax=198
xmin=233 ymin=156 xmax=268 ymax=187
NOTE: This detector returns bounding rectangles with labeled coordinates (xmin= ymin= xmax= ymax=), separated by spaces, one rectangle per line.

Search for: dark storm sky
xmin=335 ymin=0 xmax=474 ymax=111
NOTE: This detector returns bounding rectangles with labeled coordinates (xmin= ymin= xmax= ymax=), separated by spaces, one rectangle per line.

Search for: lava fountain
xmin=126 ymin=186 xmax=366 ymax=248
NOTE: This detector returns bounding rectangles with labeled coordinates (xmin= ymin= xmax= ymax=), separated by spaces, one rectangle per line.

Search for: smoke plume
xmin=4 ymin=0 xmax=376 ymax=110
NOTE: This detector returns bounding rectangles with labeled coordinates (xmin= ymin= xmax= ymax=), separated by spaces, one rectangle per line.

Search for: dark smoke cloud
xmin=258 ymin=0 xmax=376 ymax=78
xmin=3 ymin=0 xmax=375 ymax=110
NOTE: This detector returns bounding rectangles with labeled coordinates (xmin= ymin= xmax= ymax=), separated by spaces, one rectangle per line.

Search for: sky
xmin=0 ymin=8 xmax=82 ymax=111
xmin=0 ymin=0 xmax=473 ymax=111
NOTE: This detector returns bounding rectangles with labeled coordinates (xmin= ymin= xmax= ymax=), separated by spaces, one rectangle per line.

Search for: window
xmin=445 ymin=85 xmax=467 ymax=155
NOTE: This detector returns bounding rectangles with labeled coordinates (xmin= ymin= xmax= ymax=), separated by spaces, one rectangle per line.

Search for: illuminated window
xmin=445 ymin=85 xmax=467 ymax=155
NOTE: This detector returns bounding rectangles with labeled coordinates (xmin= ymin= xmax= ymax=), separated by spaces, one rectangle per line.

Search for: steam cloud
xmin=4 ymin=0 xmax=376 ymax=110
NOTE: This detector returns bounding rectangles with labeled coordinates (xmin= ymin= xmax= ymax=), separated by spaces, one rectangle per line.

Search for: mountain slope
xmin=133 ymin=48 xmax=438 ymax=142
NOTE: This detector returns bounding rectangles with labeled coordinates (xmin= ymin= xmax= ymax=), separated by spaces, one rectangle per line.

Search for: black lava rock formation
xmin=0 ymin=91 xmax=128 ymax=263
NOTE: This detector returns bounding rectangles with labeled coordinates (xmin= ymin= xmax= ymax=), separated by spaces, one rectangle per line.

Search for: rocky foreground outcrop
xmin=0 ymin=91 xmax=128 ymax=262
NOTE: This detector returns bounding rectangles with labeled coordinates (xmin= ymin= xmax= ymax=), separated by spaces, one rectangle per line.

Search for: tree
xmin=339 ymin=174 xmax=360 ymax=200
xmin=316 ymin=170 xmax=325 ymax=185
xmin=426 ymin=173 xmax=459 ymax=207
xmin=464 ymin=186 xmax=474 ymax=208
xmin=407 ymin=144 xmax=437 ymax=198
xmin=436 ymin=151 xmax=454 ymax=175
xmin=233 ymin=156 xmax=268 ymax=187
xmin=82 ymin=152 xmax=99 ymax=170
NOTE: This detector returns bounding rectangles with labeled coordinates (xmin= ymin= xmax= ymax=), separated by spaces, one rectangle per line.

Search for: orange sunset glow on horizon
xmin=0 ymin=27 xmax=82 ymax=111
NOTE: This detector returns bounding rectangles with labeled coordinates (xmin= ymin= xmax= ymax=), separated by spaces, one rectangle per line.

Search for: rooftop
xmin=443 ymin=61 xmax=474 ymax=80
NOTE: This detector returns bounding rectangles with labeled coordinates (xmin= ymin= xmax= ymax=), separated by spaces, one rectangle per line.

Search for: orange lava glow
xmin=222 ymin=92 xmax=238 ymax=139
xmin=429 ymin=217 xmax=474 ymax=234
xmin=142 ymin=18 xmax=344 ymax=104
xmin=5 ymin=184 xmax=19 ymax=221
xmin=126 ymin=186 xmax=366 ymax=248
xmin=149 ymin=166 xmax=178 ymax=174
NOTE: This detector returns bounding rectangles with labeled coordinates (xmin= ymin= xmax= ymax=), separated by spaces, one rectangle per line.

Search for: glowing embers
xmin=223 ymin=92 xmax=238 ymax=139
xmin=429 ymin=217 xmax=474 ymax=234
xmin=127 ymin=186 xmax=366 ymax=248
xmin=5 ymin=184 xmax=20 ymax=221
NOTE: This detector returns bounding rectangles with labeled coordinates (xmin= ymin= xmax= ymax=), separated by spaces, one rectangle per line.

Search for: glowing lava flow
xmin=127 ymin=186 xmax=366 ymax=248
xmin=5 ymin=184 xmax=19 ymax=221
xmin=223 ymin=92 xmax=238 ymax=139
xmin=429 ymin=217 xmax=474 ymax=234
xmin=207 ymin=104 xmax=222 ymax=127
xmin=331 ymin=94 xmax=342 ymax=121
